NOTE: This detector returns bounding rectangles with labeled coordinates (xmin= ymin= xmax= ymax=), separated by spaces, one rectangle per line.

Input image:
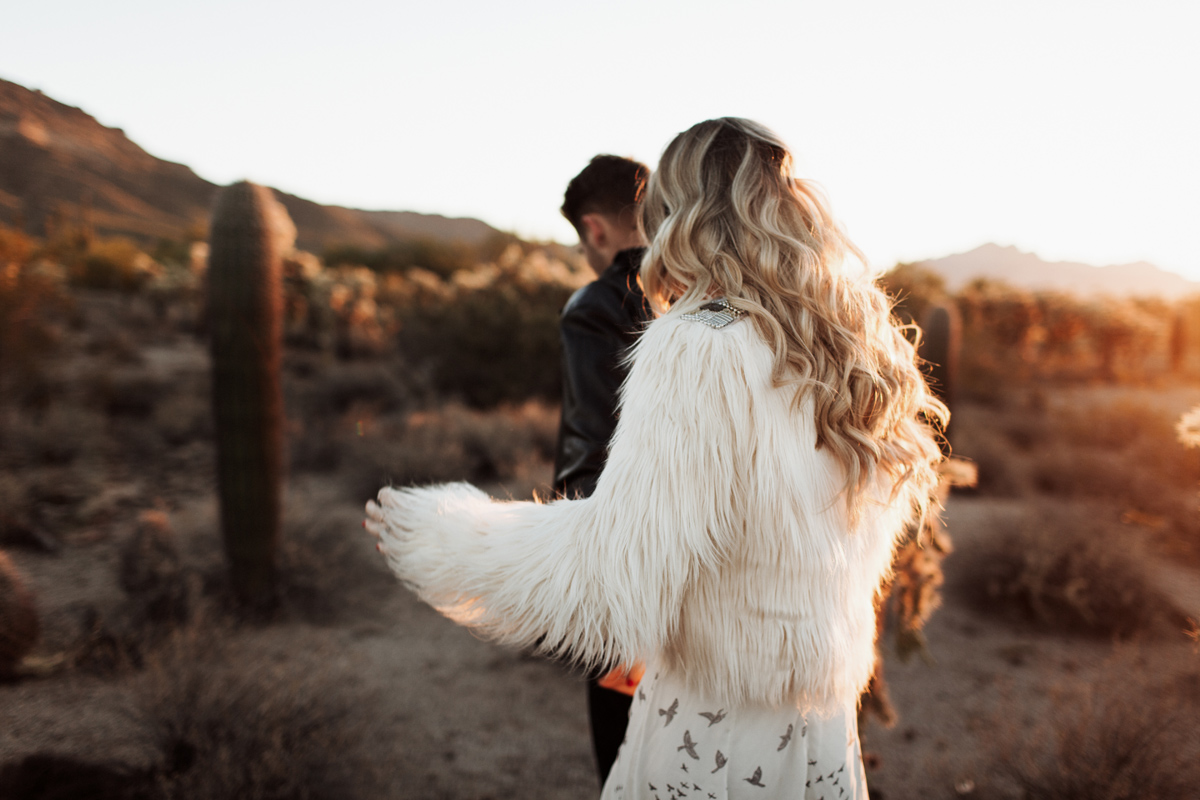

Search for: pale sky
xmin=3 ymin=0 xmax=1198 ymax=277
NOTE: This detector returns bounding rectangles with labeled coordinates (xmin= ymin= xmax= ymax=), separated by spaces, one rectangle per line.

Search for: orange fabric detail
xmin=597 ymin=662 xmax=646 ymax=697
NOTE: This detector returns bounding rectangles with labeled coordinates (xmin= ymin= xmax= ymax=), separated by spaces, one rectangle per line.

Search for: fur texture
xmin=369 ymin=307 xmax=921 ymax=712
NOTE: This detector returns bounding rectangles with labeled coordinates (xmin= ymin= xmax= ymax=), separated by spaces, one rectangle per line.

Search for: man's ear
xmin=580 ymin=213 xmax=608 ymax=250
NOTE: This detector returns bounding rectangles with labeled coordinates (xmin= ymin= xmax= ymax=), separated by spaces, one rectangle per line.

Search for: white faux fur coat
xmin=370 ymin=306 xmax=918 ymax=712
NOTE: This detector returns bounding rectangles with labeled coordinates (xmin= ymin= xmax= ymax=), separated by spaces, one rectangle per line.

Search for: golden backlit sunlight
xmin=2 ymin=3 xmax=1200 ymax=799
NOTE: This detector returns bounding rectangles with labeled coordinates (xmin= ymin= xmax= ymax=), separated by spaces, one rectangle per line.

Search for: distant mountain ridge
xmin=4 ymin=77 xmax=1194 ymax=295
xmin=918 ymin=243 xmax=1199 ymax=299
xmin=0 ymin=77 xmax=498 ymax=251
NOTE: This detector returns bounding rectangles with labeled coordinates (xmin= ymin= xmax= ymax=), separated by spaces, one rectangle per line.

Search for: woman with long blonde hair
xmin=366 ymin=117 xmax=945 ymax=799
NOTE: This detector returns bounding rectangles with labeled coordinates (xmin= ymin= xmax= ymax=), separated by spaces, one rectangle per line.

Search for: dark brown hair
xmin=560 ymin=155 xmax=649 ymax=237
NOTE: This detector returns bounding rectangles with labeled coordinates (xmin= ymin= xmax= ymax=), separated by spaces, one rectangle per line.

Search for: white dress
xmin=602 ymin=667 xmax=868 ymax=800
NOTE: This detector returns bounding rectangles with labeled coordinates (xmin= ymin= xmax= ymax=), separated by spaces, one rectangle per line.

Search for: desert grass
xmin=130 ymin=621 xmax=374 ymax=800
xmin=954 ymin=392 xmax=1200 ymax=566
xmin=983 ymin=648 xmax=1200 ymax=800
xmin=953 ymin=499 xmax=1185 ymax=637
xmin=327 ymin=399 xmax=559 ymax=502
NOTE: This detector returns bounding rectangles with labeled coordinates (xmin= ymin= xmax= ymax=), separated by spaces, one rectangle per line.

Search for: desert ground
xmin=3 ymin=271 xmax=1200 ymax=800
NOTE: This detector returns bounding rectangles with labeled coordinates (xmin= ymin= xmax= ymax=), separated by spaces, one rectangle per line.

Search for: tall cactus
xmin=861 ymin=299 xmax=968 ymax=730
xmin=207 ymin=182 xmax=293 ymax=610
xmin=919 ymin=301 xmax=961 ymax=444
xmin=1169 ymin=309 xmax=1186 ymax=374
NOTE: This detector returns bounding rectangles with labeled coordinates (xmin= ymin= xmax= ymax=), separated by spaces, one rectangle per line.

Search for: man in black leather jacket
xmin=554 ymin=155 xmax=651 ymax=786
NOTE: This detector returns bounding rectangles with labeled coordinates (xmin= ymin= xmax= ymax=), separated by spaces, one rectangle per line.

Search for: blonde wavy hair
xmin=640 ymin=117 xmax=946 ymax=519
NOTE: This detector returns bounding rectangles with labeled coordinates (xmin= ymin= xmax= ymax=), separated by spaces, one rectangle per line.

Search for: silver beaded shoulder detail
xmin=680 ymin=298 xmax=746 ymax=329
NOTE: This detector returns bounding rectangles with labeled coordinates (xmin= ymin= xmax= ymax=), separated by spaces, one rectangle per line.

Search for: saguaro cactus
xmin=919 ymin=302 xmax=961 ymax=413
xmin=207 ymin=182 xmax=293 ymax=610
xmin=1169 ymin=309 xmax=1187 ymax=374
xmin=861 ymin=299 xmax=970 ymax=729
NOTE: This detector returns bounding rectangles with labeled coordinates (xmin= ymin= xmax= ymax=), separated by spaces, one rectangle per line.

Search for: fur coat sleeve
xmin=368 ymin=310 xmax=914 ymax=711
xmin=370 ymin=312 xmax=743 ymax=661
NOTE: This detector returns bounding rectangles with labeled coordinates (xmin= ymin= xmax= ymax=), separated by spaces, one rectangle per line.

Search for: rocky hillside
xmin=0 ymin=77 xmax=498 ymax=251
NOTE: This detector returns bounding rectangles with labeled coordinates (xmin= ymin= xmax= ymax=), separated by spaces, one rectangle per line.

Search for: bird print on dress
xmin=615 ymin=684 xmax=866 ymax=800
xmin=777 ymin=723 xmax=793 ymax=751
xmin=678 ymin=730 xmax=700 ymax=759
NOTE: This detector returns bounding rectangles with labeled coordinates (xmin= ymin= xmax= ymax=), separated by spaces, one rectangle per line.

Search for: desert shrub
xmin=131 ymin=625 xmax=371 ymax=799
xmin=287 ymin=361 xmax=418 ymax=474
xmin=152 ymin=389 xmax=213 ymax=447
xmin=274 ymin=494 xmax=396 ymax=622
xmin=60 ymin=514 xmax=200 ymax=675
xmin=379 ymin=247 xmax=585 ymax=407
xmin=958 ymin=395 xmax=1200 ymax=538
xmin=84 ymin=326 xmax=143 ymax=363
xmin=955 ymin=500 xmax=1183 ymax=637
xmin=999 ymin=414 xmax=1053 ymax=452
xmin=948 ymin=402 xmax=1035 ymax=497
xmin=1055 ymin=398 xmax=1179 ymax=450
xmin=343 ymin=400 xmax=559 ymax=501
xmin=282 ymin=244 xmax=583 ymax=403
xmin=944 ymin=280 xmax=1181 ymax=390
xmin=72 ymin=237 xmax=160 ymax=292
xmin=0 ymin=402 xmax=108 ymax=468
xmin=989 ymin=650 xmax=1200 ymax=800
xmin=0 ymin=549 xmax=40 ymax=677
xmin=107 ymin=416 xmax=170 ymax=466
xmin=955 ymin=429 xmax=1029 ymax=497
xmin=85 ymin=368 xmax=173 ymax=419
xmin=323 ymin=235 xmax=507 ymax=279
xmin=0 ymin=231 xmax=70 ymax=402
xmin=119 ymin=511 xmax=195 ymax=626
xmin=1024 ymin=399 xmax=1200 ymax=555
xmin=294 ymin=360 xmax=413 ymax=419
xmin=1031 ymin=447 xmax=1128 ymax=498
xmin=398 ymin=276 xmax=571 ymax=407
xmin=145 ymin=262 xmax=204 ymax=331
xmin=878 ymin=261 xmax=948 ymax=328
